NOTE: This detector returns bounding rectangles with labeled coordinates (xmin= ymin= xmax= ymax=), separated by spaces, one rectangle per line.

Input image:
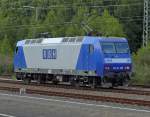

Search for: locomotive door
xmin=88 ymin=44 xmax=94 ymax=70
xmin=76 ymin=44 xmax=93 ymax=70
xmin=83 ymin=44 xmax=94 ymax=70
xmin=83 ymin=45 xmax=89 ymax=70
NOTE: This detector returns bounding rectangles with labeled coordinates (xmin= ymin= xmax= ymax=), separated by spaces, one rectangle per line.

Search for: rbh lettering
xmin=43 ymin=49 xmax=57 ymax=59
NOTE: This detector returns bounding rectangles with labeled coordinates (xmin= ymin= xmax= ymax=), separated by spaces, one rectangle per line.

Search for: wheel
xmin=111 ymin=78 xmax=118 ymax=87
xmin=90 ymin=77 xmax=99 ymax=88
xmin=52 ymin=80 xmax=59 ymax=85
xmin=37 ymin=77 xmax=41 ymax=85
xmin=70 ymin=78 xmax=80 ymax=88
xmin=118 ymin=75 xmax=130 ymax=86
xmin=90 ymin=85 xmax=96 ymax=89
xmin=75 ymin=81 xmax=80 ymax=88
xmin=16 ymin=73 xmax=22 ymax=80
xmin=41 ymin=78 xmax=46 ymax=84
xmin=90 ymin=77 xmax=96 ymax=89
xmin=16 ymin=75 xmax=21 ymax=80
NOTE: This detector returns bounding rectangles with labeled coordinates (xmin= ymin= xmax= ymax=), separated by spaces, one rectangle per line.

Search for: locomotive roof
xmin=16 ymin=36 xmax=127 ymax=46
xmin=99 ymin=37 xmax=127 ymax=42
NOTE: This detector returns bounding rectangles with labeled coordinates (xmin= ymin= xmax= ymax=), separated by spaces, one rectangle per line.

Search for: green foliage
xmin=0 ymin=0 xmax=143 ymax=74
xmin=114 ymin=0 xmax=143 ymax=52
xmin=12 ymin=74 xmax=17 ymax=80
xmin=0 ymin=0 xmax=142 ymax=45
xmin=65 ymin=7 xmax=88 ymax=36
xmin=0 ymin=35 xmax=13 ymax=74
xmin=0 ymin=35 xmax=13 ymax=56
xmin=132 ymin=44 xmax=150 ymax=85
xmin=89 ymin=9 xmax=125 ymax=37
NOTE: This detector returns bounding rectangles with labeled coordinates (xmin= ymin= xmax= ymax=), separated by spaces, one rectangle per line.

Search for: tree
xmin=65 ymin=7 xmax=88 ymax=36
xmin=43 ymin=7 xmax=67 ymax=37
xmin=0 ymin=35 xmax=13 ymax=73
xmin=89 ymin=9 xmax=125 ymax=37
xmin=114 ymin=0 xmax=143 ymax=52
xmin=0 ymin=0 xmax=144 ymax=74
xmin=132 ymin=43 xmax=150 ymax=85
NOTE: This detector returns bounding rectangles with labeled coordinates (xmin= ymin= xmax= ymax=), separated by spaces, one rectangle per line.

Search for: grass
xmin=11 ymin=74 xmax=17 ymax=80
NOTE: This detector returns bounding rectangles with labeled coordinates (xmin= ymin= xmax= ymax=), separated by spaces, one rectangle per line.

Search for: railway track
xmin=0 ymin=82 xmax=149 ymax=107
xmin=130 ymin=84 xmax=150 ymax=88
xmin=0 ymin=78 xmax=150 ymax=107
xmin=0 ymin=78 xmax=150 ymax=96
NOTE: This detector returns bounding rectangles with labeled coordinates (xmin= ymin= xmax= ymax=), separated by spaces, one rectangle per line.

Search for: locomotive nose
xmin=104 ymin=64 xmax=131 ymax=72
xmin=104 ymin=58 xmax=132 ymax=72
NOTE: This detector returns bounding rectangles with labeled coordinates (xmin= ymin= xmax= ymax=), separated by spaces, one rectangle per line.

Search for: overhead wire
xmin=0 ymin=0 xmax=144 ymax=33
xmin=0 ymin=18 xmax=143 ymax=32
xmin=4 ymin=0 xmax=143 ymax=6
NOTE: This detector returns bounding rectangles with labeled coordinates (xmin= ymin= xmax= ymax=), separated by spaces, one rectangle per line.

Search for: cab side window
xmin=89 ymin=44 xmax=94 ymax=54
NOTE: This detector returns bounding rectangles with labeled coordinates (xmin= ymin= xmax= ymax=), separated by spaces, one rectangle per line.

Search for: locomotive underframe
xmin=103 ymin=72 xmax=131 ymax=86
xmin=15 ymin=68 xmax=130 ymax=87
xmin=15 ymin=72 xmax=101 ymax=88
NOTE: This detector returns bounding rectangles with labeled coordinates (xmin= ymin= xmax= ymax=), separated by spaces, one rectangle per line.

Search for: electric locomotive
xmin=13 ymin=36 xmax=132 ymax=87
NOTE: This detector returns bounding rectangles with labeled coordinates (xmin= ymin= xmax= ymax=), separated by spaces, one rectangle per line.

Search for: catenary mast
xmin=143 ymin=0 xmax=150 ymax=47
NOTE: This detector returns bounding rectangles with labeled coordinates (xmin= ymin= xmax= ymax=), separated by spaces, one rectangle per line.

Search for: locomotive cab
xmin=100 ymin=38 xmax=132 ymax=86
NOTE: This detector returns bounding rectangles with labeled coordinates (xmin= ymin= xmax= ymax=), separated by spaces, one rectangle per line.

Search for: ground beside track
xmin=0 ymin=91 xmax=149 ymax=117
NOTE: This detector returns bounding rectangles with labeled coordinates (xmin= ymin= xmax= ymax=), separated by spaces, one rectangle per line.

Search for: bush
xmin=0 ymin=36 xmax=13 ymax=75
xmin=132 ymin=44 xmax=150 ymax=85
xmin=0 ymin=65 xmax=4 ymax=75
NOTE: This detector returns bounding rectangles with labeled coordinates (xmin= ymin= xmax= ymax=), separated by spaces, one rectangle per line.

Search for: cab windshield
xmin=101 ymin=42 xmax=129 ymax=54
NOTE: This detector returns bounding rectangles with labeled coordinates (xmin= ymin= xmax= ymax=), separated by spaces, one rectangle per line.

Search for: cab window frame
xmin=100 ymin=42 xmax=130 ymax=54
xmin=89 ymin=44 xmax=94 ymax=54
xmin=101 ymin=42 xmax=116 ymax=54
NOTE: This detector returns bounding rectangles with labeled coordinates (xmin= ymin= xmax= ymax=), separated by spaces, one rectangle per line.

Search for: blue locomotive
xmin=14 ymin=36 xmax=132 ymax=87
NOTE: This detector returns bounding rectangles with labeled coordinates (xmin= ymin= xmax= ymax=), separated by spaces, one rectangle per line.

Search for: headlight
xmin=104 ymin=66 xmax=110 ymax=70
xmin=125 ymin=66 xmax=130 ymax=70
xmin=126 ymin=66 xmax=130 ymax=70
